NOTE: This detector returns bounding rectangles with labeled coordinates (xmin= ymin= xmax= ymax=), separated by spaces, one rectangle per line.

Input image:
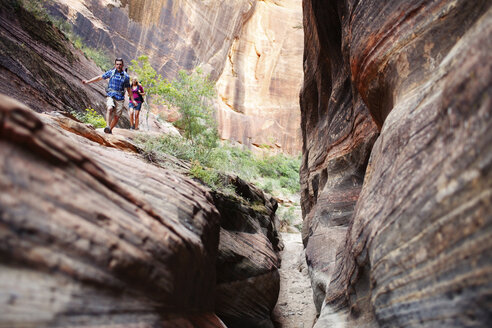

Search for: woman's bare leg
xmin=135 ymin=110 xmax=140 ymax=130
xmin=129 ymin=108 xmax=134 ymax=128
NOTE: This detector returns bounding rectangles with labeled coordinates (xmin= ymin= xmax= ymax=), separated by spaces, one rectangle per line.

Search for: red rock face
xmin=215 ymin=0 xmax=304 ymax=154
xmin=300 ymin=0 xmax=379 ymax=314
xmin=301 ymin=0 xmax=492 ymax=326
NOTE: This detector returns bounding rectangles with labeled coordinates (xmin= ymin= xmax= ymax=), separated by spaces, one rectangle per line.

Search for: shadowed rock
xmin=212 ymin=177 xmax=282 ymax=328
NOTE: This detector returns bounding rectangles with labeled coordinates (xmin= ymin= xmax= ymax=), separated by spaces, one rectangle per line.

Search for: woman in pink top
xmin=128 ymin=77 xmax=145 ymax=130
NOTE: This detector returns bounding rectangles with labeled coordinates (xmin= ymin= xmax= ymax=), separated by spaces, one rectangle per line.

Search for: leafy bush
xmin=72 ymin=108 xmax=106 ymax=128
xmin=130 ymin=56 xmax=218 ymax=149
xmin=51 ymin=17 xmax=72 ymax=36
xmin=18 ymin=0 xmax=50 ymax=21
xmin=78 ymin=43 xmax=112 ymax=71
xmin=138 ymin=134 xmax=208 ymax=164
xmin=168 ymin=69 xmax=218 ymax=148
xmin=129 ymin=55 xmax=162 ymax=99
xmin=190 ymin=160 xmax=223 ymax=191
xmin=129 ymin=55 xmax=300 ymax=198
xmin=136 ymin=134 xmax=300 ymax=197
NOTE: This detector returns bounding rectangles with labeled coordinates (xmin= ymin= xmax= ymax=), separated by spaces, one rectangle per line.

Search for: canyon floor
xmin=273 ymin=232 xmax=317 ymax=328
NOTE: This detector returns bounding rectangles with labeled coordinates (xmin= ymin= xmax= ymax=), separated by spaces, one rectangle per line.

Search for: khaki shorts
xmin=106 ymin=97 xmax=125 ymax=116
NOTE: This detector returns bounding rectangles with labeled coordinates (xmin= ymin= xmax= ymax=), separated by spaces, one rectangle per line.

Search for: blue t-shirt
xmin=102 ymin=69 xmax=130 ymax=100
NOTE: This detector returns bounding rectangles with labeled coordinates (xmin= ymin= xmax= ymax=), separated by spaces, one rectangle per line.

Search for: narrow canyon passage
xmin=273 ymin=232 xmax=317 ymax=328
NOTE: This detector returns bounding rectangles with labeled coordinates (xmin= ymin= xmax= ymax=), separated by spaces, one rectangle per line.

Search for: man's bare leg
xmin=104 ymin=107 xmax=114 ymax=133
xmin=110 ymin=115 xmax=119 ymax=131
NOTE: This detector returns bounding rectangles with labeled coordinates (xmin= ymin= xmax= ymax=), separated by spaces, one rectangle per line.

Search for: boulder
xmin=212 ymin=177 xmax=283 ymax=327
xmin=0 ymin=93 xmax=285 ymax=327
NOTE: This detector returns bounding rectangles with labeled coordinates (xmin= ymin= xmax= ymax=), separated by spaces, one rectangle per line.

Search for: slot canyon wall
xmin=46 ymin=0 xmax=303 ymax=154
xmin=300 ymin=0 xmax=492 ymax=327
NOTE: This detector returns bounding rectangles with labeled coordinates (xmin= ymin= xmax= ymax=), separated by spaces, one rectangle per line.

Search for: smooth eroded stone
xmin=300 ymin=0 xmax=492 ymax=327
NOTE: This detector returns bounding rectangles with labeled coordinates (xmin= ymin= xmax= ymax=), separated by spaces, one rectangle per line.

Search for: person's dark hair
xmin=115 ymin=58 xmax=124 ymax=65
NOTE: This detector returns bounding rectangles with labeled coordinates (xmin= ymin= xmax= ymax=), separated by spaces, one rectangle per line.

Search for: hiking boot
xmin=104 ymin=127 xmax=111 ymax=134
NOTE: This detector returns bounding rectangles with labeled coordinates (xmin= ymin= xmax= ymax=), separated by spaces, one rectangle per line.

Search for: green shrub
xmin=138 ymin=134 xmax=195 ymax=162
xmin=52 ymin=18 xmax=72 ymax=36
xmin=261 ymin=180 xmax=274 ymax=194
xmin=129 ymin=55 xmax=162 ymax=101
xmin=19 ymin=0 xmax=50 ymax=21
xmin=169 ymin=69 xmax=218 ymax=148
xmin=79 ymin=44 xmax=111 ymax=71
xmin=72 ymin=108 xmax=106 ymax=128
xmin=135 ymin=134 xmax=300 ymax=197
xmin=65 ymin=32 xmax=111 ymax=71
xmin=190 ymin=160 xmax=223 ymax=191
xmin=129 ymin=56 xmax=218 ymax=149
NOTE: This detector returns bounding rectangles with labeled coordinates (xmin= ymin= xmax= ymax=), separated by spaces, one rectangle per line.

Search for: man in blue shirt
xmin=82 ymin=58 xmax=136 ymax=134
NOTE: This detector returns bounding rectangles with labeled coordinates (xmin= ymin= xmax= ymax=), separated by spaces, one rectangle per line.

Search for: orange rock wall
xmin=48 ymin=0 xmax=303 ymax=154
xmin=216 ymin=0 xmax=303 ymax=154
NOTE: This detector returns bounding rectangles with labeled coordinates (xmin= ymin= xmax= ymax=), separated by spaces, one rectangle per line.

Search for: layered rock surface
xmin=0 ymin=92 xmax=283 ymax=327
xmin=0 ymin=1 xmax=105 ymax=115
xmin=0 ymin=95 xmax=223 ymax=327
xmin=213 ymin=177 xmax=282 ymax=328
xmin=301 ymin=0 xmax=492 ymax=327
xmin=45 ymin=0 xmax=304 ymax=154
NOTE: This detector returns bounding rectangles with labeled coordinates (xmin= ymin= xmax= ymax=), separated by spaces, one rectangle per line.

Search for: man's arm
xmin=82 ymin=76 xmax=103 ymax=84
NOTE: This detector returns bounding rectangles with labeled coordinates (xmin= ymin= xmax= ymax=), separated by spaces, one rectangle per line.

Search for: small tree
xmin=129 ymin=56 xmax=218 ymax=149
xmin=129 ymin=55 xmax=167 ymax=101
xmin=167 ymin=68 xmax=218 ymax=148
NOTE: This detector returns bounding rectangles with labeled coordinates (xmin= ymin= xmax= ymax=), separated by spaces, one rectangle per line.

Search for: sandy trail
xmin=272 ymin=232 xmax=317 ymax=328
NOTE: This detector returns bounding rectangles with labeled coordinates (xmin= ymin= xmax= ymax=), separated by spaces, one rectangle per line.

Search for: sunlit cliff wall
xmin=215 ymin=0 xmax=303 ymax=154
xmin=47 ymin=0 xmax=303 ymax=154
